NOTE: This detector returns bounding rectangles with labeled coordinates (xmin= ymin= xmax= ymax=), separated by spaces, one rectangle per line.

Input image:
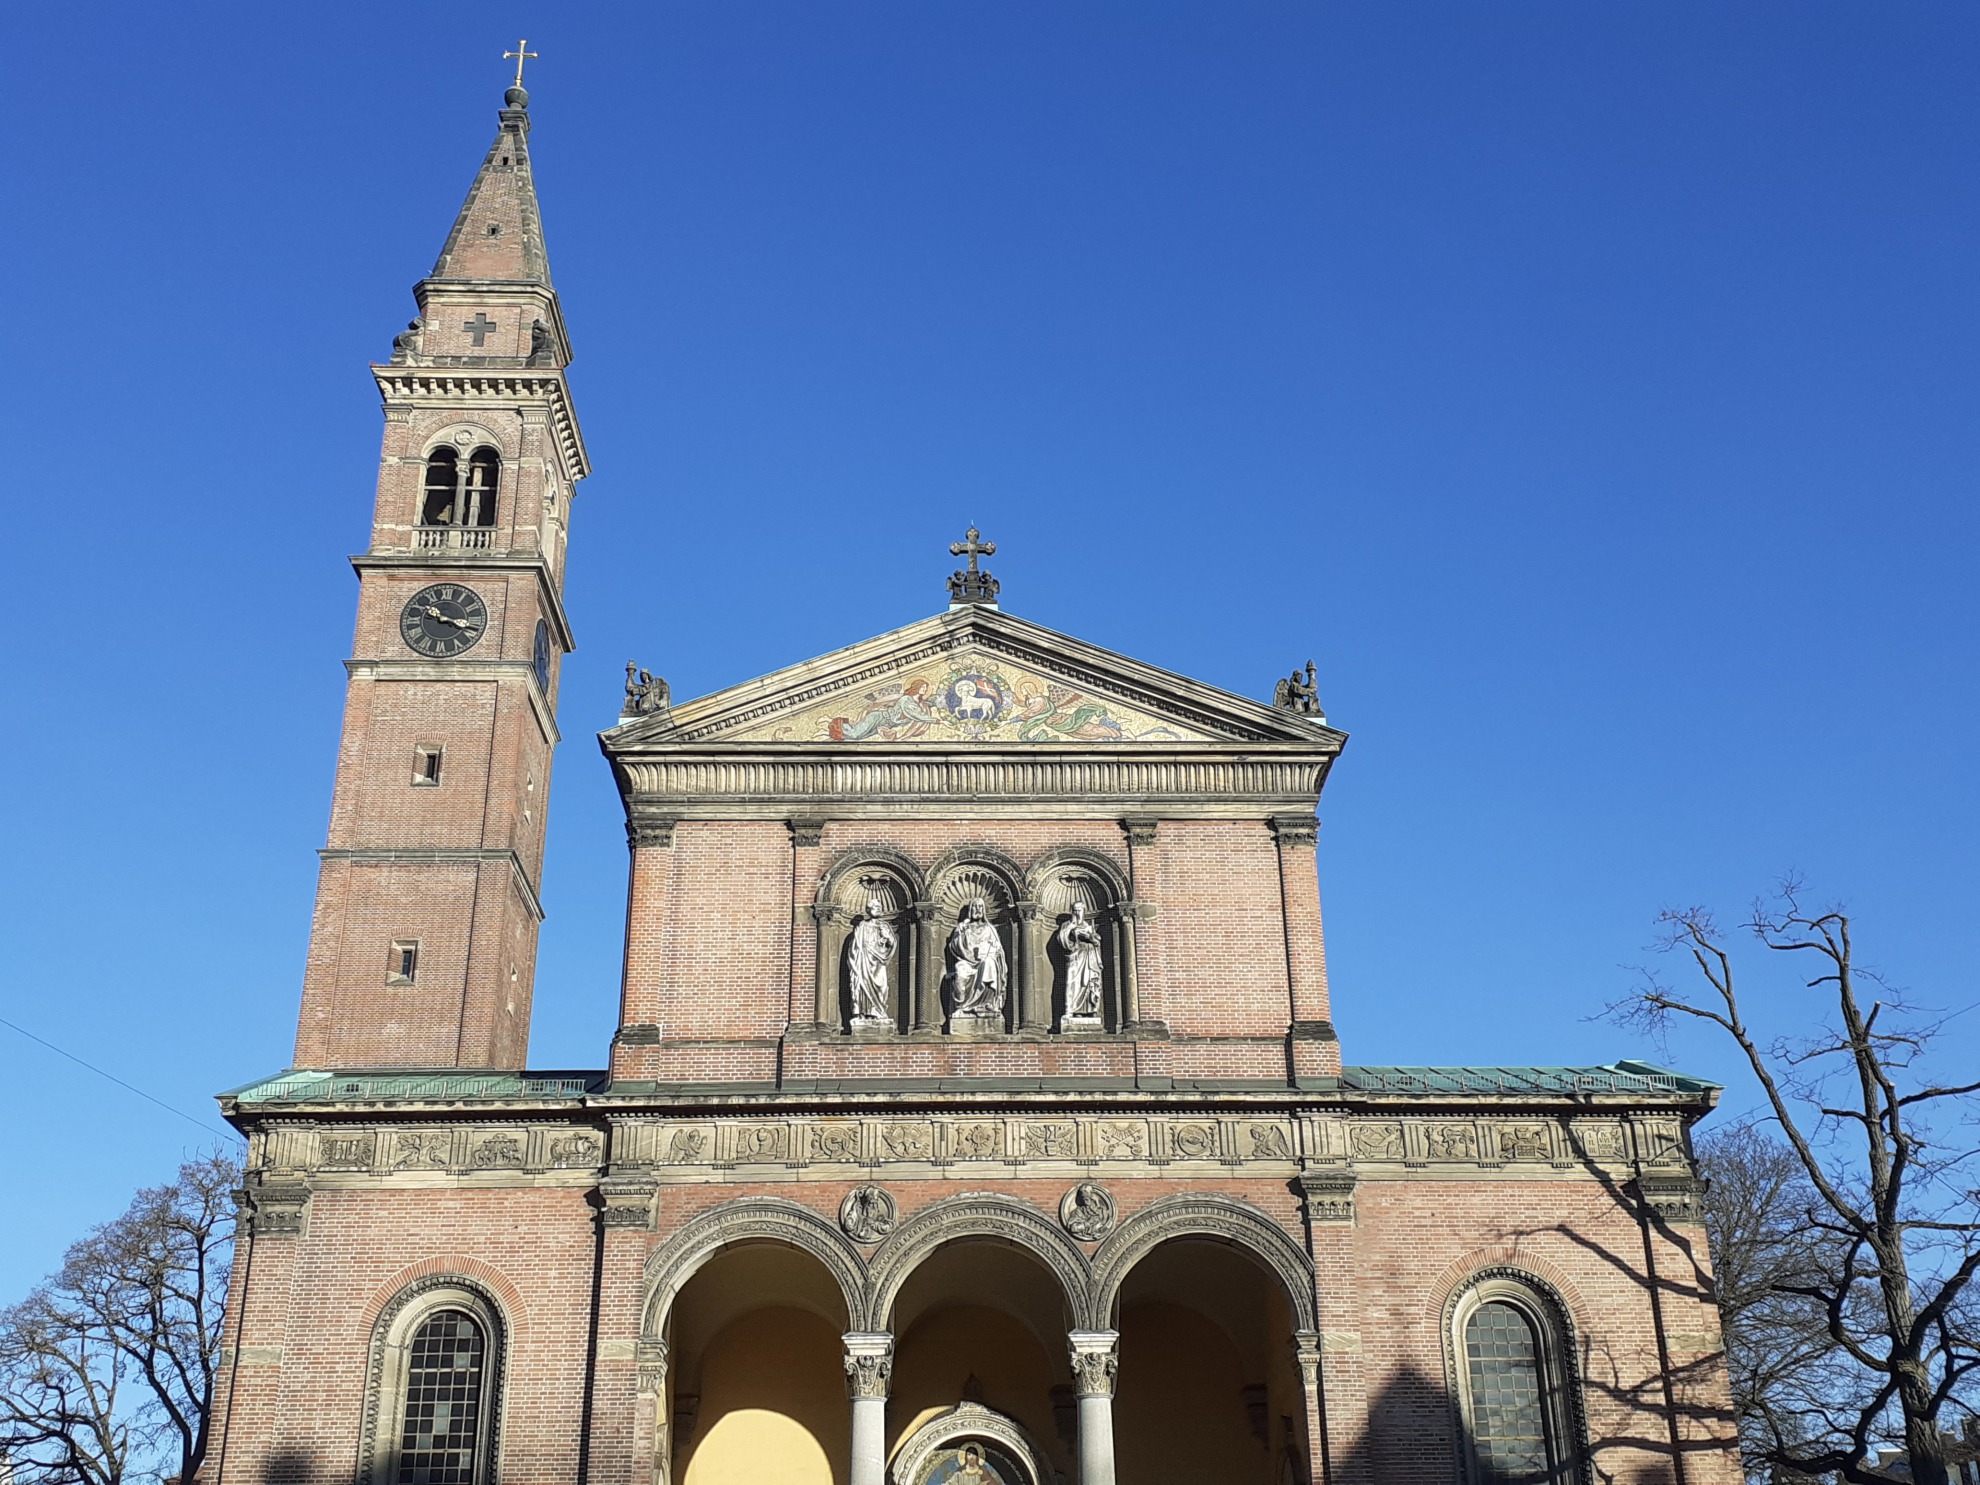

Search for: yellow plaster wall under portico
xmin=679 ymin=1306 xmax=849 ymax=1485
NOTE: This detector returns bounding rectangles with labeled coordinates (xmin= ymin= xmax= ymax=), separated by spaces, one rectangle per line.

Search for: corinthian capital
xmin=842 ymin=1332 xmax=895 ymax=1400
xmin=1067 ymin=1329 xmax=1120 ymax=1397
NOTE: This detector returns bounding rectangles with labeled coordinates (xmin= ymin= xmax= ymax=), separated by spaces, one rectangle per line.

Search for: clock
xmin=399 ymin=583 xmax=489 ymax=658
xmin=532 ymin=619 xmax=552 ymax=692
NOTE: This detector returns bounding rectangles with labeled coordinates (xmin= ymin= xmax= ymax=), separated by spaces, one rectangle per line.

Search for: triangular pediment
xmin=614 ymin=609 xmax=1340 ymax=749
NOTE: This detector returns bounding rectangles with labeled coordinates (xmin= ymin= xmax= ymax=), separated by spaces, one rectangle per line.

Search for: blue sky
xmin=2 ymin=3 xmax=1975 ymax=1297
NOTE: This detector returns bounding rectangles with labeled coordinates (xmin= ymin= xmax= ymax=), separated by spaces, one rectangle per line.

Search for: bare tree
xmin=0 ymin=1153 xmax=239 ymax=1485
xmin=1696 ymin=1123 xmax=1855 ymax=1477
xmin=1614 ymin=883 xmax=1980 ymax=1484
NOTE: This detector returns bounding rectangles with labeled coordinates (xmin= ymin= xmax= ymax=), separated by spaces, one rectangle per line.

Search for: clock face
xmin=532 ymin=619 xmax=552 ymax=692
xmin=399 ymin=583 xmax=489 ymax=658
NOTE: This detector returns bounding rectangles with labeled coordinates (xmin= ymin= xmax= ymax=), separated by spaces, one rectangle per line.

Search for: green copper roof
xmin=221 ymin=1070 xmax=602 ymax=1104
xmin=220 ymin=1060 xmax=1713 ymax=1106
xmin=1338 ymin=1062 xmax=1718 ymax=1095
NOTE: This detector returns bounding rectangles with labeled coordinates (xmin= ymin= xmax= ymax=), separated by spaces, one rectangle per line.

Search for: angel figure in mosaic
xmin=825 ymin=678 xmax=936 ymax=741
xmin=1014 ymin=684 xmax=1125 ymax=742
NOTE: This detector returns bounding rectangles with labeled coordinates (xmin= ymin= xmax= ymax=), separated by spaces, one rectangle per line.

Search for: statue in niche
xmin=846 ymin=897 xmax=899 ymax=1030
xmin=945 ymin=898 xmax=1008 ymax=1025
xmin=1057 ymin=900 xmax=1105 ymax=1028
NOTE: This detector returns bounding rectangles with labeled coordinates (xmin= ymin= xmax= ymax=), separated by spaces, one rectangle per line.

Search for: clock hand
xmin=422 ymin=606 xmax=475 ymax=629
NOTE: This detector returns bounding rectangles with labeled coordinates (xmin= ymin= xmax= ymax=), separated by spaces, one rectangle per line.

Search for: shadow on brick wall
xmin=1332 ymin=1363 xmax=1686 ymax=1485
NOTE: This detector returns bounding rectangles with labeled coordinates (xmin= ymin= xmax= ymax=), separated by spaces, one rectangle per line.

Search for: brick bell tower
xmin=293 ymin=73 xmax=589 ymax=1070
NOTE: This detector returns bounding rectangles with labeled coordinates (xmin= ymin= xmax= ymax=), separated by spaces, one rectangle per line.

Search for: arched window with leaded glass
xmin=359 ymin=1281 xmax=505 ymax=1485
xmin=1447 ymin=1272 xmax=1587 ymax=1485
xmin=397 ymin=1310 xmax=487 ymax=1485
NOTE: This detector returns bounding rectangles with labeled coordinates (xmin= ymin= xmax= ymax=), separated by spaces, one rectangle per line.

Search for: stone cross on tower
xmin=946 ymin=526 xmax=1000 ymax=608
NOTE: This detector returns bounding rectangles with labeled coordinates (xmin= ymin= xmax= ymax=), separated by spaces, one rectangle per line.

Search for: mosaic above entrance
xmin=741 ymin=650 xmax=1216 ymax=745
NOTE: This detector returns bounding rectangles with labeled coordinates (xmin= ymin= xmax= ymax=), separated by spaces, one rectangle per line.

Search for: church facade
xmin=207 ymin=83 xmax=1740 ymax=1485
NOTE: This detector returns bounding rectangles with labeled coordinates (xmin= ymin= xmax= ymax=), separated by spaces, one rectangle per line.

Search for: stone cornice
xmin=345 ymin=658 xmax=562 ymax=748
xmin=317 ymin=847 xmax=544 ymax=921
xmin=372 ymin=363 xmax=590 ymax=482
xmin=612 ymin=748 xmax=1332 ymax=817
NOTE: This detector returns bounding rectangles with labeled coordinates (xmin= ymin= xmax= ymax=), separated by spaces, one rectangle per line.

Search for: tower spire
xmin=426 ymin=80 xmax=554 ymax=290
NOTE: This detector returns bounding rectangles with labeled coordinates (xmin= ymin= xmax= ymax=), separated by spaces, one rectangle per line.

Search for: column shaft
xmin=843 ymin=1331 xmax=894 ymax=1485
xmin=1068 ymin=1329 xmax=1120 ymax=1485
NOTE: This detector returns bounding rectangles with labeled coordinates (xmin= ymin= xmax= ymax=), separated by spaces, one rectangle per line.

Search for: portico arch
xmin=1090 ymin=1194 xmax=1316 ymax=1332
xmin=642 ymin=1197 xmax=868 ymax=1340
xmin=867 ymin=1194 xmax=1093 ymax=1331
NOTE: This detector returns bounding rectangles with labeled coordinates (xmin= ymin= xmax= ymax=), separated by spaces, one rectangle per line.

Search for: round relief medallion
xmin=1059 ymin=1182 xmax=1116 ymax=1241
xmin=839 ymin=1184 xmax=898 ymax=1243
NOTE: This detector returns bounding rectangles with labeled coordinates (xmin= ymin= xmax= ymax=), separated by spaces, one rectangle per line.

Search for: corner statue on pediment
xmin=1274 ymin=660 xmax=1325 ymax=720
xmin=946 ymin=898 xmax=1008 ymax=1030
xmin=847 ymin=899 xmax=899 ymax=1030
xmin=622 ymin=662 xmax=670 ymax=720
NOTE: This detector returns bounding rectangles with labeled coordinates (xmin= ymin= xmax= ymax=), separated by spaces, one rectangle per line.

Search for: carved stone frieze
xmin=549 ymin=1133 xmax=603 ymax=1169
xmin=1024 ymin=1121 xmax=1076 ymax=1159
xmin=1095 ymin=1121 xmax=1146 ymax=1159
xmin=666 ymin=1127 xmax=710 ymax=1164
xmin=1569 ymin=1121 xmax=1627 ymax=1161
xmin=470 ymin=1133 xmax=524 ymax=1169
xmin=393 ymin=1131 xmax=454 ymax=1170
xmin=1349 ymin=1122 xmax=1403 ymax=1161
xmin=320 ymin=1134 xmax=377 ymax=1169
xmin=879 ymin=1122 xmax=935 ymax=1161
xmin=1170 ymin=1122 xmax=1218 ymax=1159
xmin=1245 ymin=1123 xmax=1293 ymax=1160
xmin=1423 ymin=1124 xmax=1477 ymax=1161
xmin=732 ymin=1125 xmax=790 ymax=1163
xmin=1333 ymin=1115 xmax=1634 ymax=1171
xmin=1497 ymin=1124 xmax=1552 ymax=1162
xmin=951 ymin=1122 xmax=1004 ymax=1159
xmin=812 ymin=1124 xmax=861 ymax=1162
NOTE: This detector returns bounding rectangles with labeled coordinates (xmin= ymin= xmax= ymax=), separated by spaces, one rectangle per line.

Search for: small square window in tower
xmin=387 ymin=941 xmax=420 ymax=986
xmin=413 ymin=746 xmax=443 ymax=787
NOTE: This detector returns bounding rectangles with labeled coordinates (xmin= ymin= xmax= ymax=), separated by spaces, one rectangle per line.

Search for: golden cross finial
xmin=503 ymin=39 xmax=539 ymax=91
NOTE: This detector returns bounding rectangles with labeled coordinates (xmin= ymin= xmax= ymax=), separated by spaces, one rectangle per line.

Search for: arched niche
xmin=1029 ymin=851 xmax=1132 ymax=1033
xmin=924 ymin=856 xmax=1024 ymax=1034
xmin=891 ymin=1404 xmax=1058 ymax=1485
xmin=815 ymin=853 xmax=922 ymax=1033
